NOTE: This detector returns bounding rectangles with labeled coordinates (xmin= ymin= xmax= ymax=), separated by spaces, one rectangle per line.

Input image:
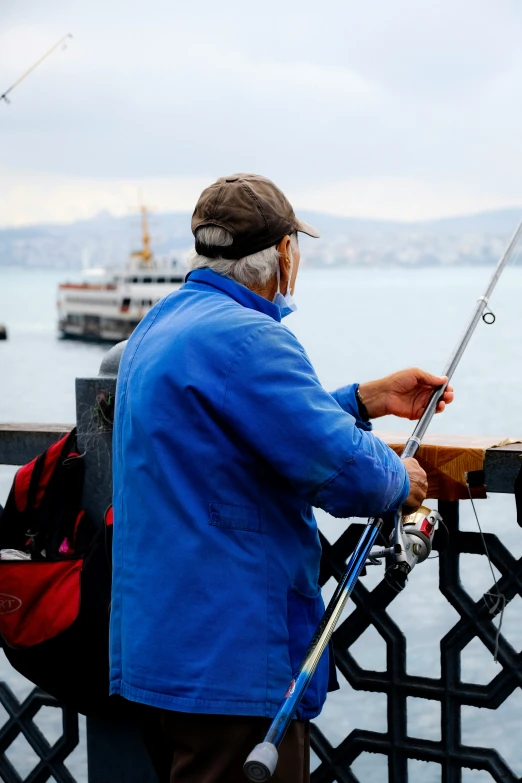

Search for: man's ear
xmin=276 ymin=235 xmax=292 ymax=293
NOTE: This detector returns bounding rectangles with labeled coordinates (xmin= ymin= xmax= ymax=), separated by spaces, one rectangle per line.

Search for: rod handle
xmin=243 ymin=742 xmax=279 ymax=781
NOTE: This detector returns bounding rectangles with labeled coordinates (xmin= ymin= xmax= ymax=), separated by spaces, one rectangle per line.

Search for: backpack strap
xmin=23 ymin=429 xmax=80 ymax=557
xmin=104 ymin=505 xmax=113 ymax=568
xmin=24 ymin=451 xmax=48 ymax=556
xmin=26 ymin=451 xmax=47 ymax=514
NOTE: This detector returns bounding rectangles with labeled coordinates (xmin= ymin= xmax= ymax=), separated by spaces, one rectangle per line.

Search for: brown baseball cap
xmin=192 ymin=173 xmax=320 ymax=260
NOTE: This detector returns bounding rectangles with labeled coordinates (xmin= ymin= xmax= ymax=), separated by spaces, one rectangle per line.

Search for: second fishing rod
xmin=243 ymin=217 xmax=522 ymax=782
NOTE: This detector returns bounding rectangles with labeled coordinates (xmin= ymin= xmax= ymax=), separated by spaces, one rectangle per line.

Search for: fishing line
xmin=1 ymin=34 xmax=72 ymax=104
xmin=466 ymin=480 xmax=506 ymax=663
xmin=384 ymin=566 xmax=406 ymax=593
xmin=244 ymin=218 xmax=522 ymax=782
xmin=462 ymin=228 xmax=520 ymax=663
xmin=427 ymin=517 xmax=450 ymax=559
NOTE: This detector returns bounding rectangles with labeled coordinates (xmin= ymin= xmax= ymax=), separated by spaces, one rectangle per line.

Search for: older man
xmin=110 ymin=174 xmax=453 ymax=782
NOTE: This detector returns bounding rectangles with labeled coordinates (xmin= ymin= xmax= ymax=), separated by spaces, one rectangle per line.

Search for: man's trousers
xmin=138 ymin=707 xmax=310 ymax=783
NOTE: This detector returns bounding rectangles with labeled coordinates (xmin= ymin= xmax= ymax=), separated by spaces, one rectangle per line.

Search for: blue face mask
xmin=272 ymin=255 xmax=297 ymax=318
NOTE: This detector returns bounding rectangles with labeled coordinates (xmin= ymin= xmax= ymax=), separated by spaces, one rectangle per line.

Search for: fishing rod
xmin=244 ymin=217 xmax=522 ymax=782
xmin=1 ymin=34 xmax=72 ymax=104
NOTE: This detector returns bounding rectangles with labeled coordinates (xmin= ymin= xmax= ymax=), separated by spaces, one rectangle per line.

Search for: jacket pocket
xmin=209 ymin=503 xmax=262 ymax=533
xmin=287 ymin=586 xmax=329 ymax=715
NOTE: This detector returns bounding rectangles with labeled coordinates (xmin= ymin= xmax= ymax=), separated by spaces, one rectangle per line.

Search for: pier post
xmin=76 ymin=342 xmax=158 ymax=783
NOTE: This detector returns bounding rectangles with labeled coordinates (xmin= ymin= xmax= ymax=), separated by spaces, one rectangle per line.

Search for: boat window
xmin=131 ymin=277 xmax=138 ymax=283
xmin=157 ymin=277 xmax=165 ymax=283
xmin=143 ymin=277 xmax=152 ymax=283
xmin=170 ymin=277 xmax=181 ymax=283
xmin=64 ymin=296 xmax=119 ymax=306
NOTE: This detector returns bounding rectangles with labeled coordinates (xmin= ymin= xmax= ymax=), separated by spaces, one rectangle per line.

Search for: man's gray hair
xmin=188 ymin=226 xmax=298 ymax=289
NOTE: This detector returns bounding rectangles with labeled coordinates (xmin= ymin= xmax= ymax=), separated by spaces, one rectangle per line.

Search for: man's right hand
xmin=401 ymin=457 xmax=428 ymax=512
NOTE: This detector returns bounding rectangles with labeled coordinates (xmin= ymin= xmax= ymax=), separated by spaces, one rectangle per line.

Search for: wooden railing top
xmin=375 ymin=431 xmax=522 ymax=499
xmin=0 ymin=424 xmax=520 ymax=497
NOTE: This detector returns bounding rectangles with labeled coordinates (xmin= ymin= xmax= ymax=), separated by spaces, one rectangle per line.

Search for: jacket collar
xmin=184 ymin=268 xmax=282 ymax=322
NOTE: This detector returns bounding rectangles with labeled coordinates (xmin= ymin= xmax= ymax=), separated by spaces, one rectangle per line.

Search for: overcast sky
xmin=1 ymin=0 xmax=522 ymax=226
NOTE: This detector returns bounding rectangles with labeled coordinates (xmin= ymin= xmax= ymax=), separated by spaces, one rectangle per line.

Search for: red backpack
xmin=0 ymin=429 xmax=119 ymax=717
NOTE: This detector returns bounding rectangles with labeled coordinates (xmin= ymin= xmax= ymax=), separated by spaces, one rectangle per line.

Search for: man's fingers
xmin=439 ymin=387 xmax=454 ymax=407
xmin=402 ymin=457 xmax=428 ymax=509
xmin=416 ymin=369 xmax=448 ymax=387
xmin=419 ymin=372 xmax=454 ymax=412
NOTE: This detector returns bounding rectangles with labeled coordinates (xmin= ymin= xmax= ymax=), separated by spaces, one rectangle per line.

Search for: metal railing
xmin=314 ymin=496 xmax=522 ymax=783
xmin=0 ymin=349 xmax=521 ymax=782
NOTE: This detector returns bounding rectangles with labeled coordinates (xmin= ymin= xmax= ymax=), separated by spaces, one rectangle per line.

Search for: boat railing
xmin=0 ymin=345 xmax=521 ymax=783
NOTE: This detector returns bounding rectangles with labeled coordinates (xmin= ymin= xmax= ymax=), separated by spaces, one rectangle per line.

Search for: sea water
xmin=0 ymin=266 xmax=521 ymax=782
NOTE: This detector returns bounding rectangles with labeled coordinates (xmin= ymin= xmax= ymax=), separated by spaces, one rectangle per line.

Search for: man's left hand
xmin=358 ymin=368 xmax=454 ymax=420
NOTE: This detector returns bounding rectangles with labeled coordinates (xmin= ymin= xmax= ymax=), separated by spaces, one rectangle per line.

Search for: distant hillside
xmin=1 ymin=207 xmax=521 ymax=270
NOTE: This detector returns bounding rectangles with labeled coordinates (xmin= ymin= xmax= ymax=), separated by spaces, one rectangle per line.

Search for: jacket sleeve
xmin=330 ymin=383 xmax=372 ymax=432
xmin=221 ymin=323 xmax=409 ymax=518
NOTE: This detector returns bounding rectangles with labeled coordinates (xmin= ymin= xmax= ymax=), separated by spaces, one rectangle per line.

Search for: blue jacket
xmin=110 ymin=268 xmax=409 ymax=719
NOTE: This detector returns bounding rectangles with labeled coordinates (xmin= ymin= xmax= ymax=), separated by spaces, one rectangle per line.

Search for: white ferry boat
xmin=58 ymin=208 xmax=185 ymax=341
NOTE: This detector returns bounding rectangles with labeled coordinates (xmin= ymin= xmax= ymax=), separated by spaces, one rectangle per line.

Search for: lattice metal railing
xmin=312 ymin=499 xmax=522 ymax=783
xmin=0 ymin=499 xmax=521 ymax=783
xmin=1 ymin=419 xmax=522 ymax=782
xmin=0 ymin=684 xmax=78 ymax=783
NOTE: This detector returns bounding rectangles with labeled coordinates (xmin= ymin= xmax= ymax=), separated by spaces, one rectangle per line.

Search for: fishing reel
xmin=367 ymin=506 xmax=441 ymax=590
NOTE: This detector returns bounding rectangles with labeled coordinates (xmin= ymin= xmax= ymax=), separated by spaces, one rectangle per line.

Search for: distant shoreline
xmin=1 ymin=206 xmax=520 ymax=270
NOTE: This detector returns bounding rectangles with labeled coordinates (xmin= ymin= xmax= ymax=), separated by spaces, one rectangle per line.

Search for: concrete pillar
xmin=76 ymin=341 xmax=158 ymax=783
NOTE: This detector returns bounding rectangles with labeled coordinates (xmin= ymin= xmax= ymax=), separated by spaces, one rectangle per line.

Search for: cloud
xmin=0 ymin=166 xmax=208 ymax=226
xmin=291 ymin=176 xmax=522 ymax=222
xmin=1 ymin=166 xmax=520 ymax=227
xmin=1 ymin=0 xmax=522 ymax=224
